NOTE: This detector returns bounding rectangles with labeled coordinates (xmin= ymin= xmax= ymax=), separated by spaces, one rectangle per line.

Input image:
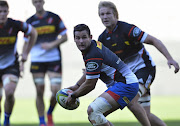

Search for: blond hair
xmin=98 ymin=1 xmax=119 ymax=19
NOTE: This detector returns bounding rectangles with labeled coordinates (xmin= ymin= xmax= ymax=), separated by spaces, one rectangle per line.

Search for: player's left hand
xmin=65 ymin=94 xmax=76 ymax=106
xmin=41 ymin=42 xmax=54 ymax=50
xmin=167 ymin=59 xmax=179 ymax=73
xmin=19 ymin=54 xmax=27 ymax=78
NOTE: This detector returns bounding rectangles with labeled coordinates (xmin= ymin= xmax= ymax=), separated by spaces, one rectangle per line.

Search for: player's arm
xmin=41 ymin=34 xmax=67 ymax=50
xmin=21 ymin=26 xmax=37 ymax=61
xmin=66 ymin=78 xmax=98 ymax=105
xmin=67 ymin=71 xmax=86 ymax=91
xmin=20 ymin=26 xmax=37 ymax=76
xmin=71 ymin=78 xmax=98 ymax=98
xmin=144 ymin=34 xmax=179 ymax=73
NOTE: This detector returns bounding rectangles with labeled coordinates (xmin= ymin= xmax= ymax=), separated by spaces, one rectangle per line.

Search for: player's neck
xmin=106 ymin=21 xmax=117 ymax=32
xmin=36 ymin=9 xmax=46 ymax=17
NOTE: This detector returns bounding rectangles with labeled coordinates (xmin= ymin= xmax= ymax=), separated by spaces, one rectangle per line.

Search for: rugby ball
xmin=56 ymin=89 xmax=80 ymax=110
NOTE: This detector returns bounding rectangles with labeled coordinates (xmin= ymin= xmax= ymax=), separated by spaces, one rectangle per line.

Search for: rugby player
xmin=98 ymin=1 xmax=179 ymax=126
xmin=65 ymin=24 xmax=150 ymax=126
xmin=0 ymin=1 xmax=37 ymax=126
xmin=24 ymin=0 xmax=68 ymax=126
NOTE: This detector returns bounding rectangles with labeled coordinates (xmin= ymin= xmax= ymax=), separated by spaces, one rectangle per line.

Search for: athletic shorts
xmin=105 ymin=82 xmax=139 ymax=110
xmin=0 ymin=62 xmax=20 ymax=83
xmin=135 ymin=66 xmax=155 ymax=91
xmin=30 ymin=60 xmax=62 ymax=73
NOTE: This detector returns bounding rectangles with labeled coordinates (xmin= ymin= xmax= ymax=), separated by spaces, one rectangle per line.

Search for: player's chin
xmin=103 ymin=22 xmax=110 ymax=26
xmin=78 ymin=47 xmax=87 ymax=51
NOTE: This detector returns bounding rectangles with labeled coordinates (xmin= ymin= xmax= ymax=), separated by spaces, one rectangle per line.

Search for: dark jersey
xmin=25 ymin=11 xmax=67 ymax=62
xmin=83 ymin=40 xmax=138 ymax=87
xmin=0 ymin=18 xmax=31 ymax=69
xmin=98 ymin=21 xmax=155 ymax=73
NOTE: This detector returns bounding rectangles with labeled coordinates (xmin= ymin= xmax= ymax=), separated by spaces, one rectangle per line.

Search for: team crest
xmin=133 ymin=27 xmax=141 ymax=37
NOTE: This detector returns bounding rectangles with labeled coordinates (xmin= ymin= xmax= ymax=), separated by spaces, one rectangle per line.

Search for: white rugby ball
xmin=56 ymin=88 xmax=80 ymax=110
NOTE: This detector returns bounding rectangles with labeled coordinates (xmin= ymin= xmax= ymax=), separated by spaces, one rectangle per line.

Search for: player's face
xmin=74 ymin=30 xmax=92 ymax=52
xmin=0 ymin=6 xmax=8 ymax=25
xmin=99 ymin=7 xmax=117 ymax=28
xmin=32 ymin=0 xmax=44 ymax=12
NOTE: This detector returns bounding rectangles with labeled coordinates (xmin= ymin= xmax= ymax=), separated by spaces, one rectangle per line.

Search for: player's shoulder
xmin=118 ymin=21 xmax=134 ymax=29
xmin=26 ymin=14 xmax=36 ymax=23
xmin=86 ymin=40 xmax=103 ymax=58
xmin=7 ymin=18 xmax=19 ymax=23
xmin=47 ymin=11 xmax=60 ymax=18
xmin=7 ymin=18 xmax=23 ymax=26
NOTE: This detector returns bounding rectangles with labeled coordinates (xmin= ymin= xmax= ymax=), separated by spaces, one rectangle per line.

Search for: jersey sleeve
xmin=23 ymin=18 xmax=33 ymax=42
xmin=57 ymin=16 xmax=67 ymax=36
xmin=125 ymin=24 xmax=148 ymax=43
xmin=85 ymin=58 xmax=103 ymax=80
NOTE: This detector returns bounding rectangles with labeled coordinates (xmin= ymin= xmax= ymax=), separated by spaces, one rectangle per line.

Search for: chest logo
xmin=86 ymin=62 xmax=99 ymax=71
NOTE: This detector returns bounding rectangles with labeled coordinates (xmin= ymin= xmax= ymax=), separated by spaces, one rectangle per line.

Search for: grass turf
xmin=1 ymin=96 xmax=180 ymax=126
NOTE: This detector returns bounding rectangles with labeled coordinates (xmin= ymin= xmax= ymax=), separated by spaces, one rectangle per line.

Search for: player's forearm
xmin=76 ymin=72 xmax=86 ymax=86
xmin=145 ymin=35 xmax=173 ymax=60
xmin=72 ymin=79 xmax=97 ymax=98
xmin=52 ymin=34 xmax=68 ymax=47
xmin=22 ymin=28 xmax=37 ymax=60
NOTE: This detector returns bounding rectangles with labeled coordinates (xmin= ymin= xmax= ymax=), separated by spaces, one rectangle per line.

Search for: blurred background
xmin=6 ymin=0 xmax=180 ymax=99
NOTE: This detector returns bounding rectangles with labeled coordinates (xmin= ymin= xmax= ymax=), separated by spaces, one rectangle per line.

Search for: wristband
xmin=71 ymin=93 xmax=76 ymax=99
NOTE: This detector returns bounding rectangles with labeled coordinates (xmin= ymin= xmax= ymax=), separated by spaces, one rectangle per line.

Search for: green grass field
xmin=1 ymin=96 xmax=180 ymax=126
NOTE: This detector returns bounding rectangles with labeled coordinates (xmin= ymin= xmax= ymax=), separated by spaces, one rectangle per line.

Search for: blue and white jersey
xmin=25 ymin=11 xmax=67 ymax=62
xmin=98 ymin=21 xmax=155 ymax=73
xmin=83 ymin=40 xmax=138 ymax=87
xmin=0 ymin=18 xmax=32 ymax=69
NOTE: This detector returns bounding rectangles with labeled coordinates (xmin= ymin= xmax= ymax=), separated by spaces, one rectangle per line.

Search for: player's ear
xmin=90 ymin=35 xmax=92 ymax=39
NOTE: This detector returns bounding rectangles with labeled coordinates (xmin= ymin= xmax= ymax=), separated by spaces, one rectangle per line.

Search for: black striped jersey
xmin=0 ymin=18 xmax=32 ymax=69
xmin=98 ymin=21 xmax=155 ymax=73
xmin=83 ymin=40 xmax=138 ymax=87
xmin=25 ymin=11 xmax=67 ymax=62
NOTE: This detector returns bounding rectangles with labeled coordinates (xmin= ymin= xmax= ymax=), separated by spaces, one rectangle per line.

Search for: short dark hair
xmin=73 ymin=24 xmax=91 ymax=38
xmin=0 ymin=0 xmax=9 ymax=8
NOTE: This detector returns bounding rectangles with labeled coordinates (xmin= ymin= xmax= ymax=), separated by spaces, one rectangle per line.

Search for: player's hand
xmin=167 ymin=59 xmax=179 ymax=73
xmin=19 ymin=54 xmax=27 ymax=78
xmin=19 ymin=62 xmax=24 ymax=78
xmin=65 ymin=94 xmax=76 ymax=106
xmin=41 ymin=42 xmax=54 ymax=50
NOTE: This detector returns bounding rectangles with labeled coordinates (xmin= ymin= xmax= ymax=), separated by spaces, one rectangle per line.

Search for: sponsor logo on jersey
xmin=47 ymin=17 xmax=53 ymax=24
xmin=8 ymin=28 xmax=13 ymax=34
xmin=31 ymin=65 xmax=39 ymax=70
xmin=106 ymin=37 xmax=111 ymax=40
xmin=116 ymin=58 xmax=121 ymax=64
xmin=86 ymin=62 xmax=99 ymax=71
xmin=124 ymin=41 xmax=130 ymax=45
xmin=123 ymin=96 xmax=130 ymax=104
xmin=0 ymin=37 xmax=16 ymax=44
xmin=36 ymin=25 xmax=55 ymax=35
xmin=112 ymin=43 xmax=117 ymax=46
xmin=96 ymin=41 xmax=102 ymax=49
xmin=114 ymin=50 xmax=123 ymax=54
xmin=32 ymin=21 xmax=40 ymax=25
xmin=133 ymin=27 xmax=141 ymax=37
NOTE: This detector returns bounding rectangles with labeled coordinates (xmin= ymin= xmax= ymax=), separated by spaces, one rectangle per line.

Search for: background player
xmin=0 ymin=1 xmax=37 ymax=126
xmin=24 ymin=0 xmax=68 ymax=126
xmin=98 ymin=1 xmax=179 ymax=126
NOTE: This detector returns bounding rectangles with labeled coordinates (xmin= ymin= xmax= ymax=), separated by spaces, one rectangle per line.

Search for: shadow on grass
xmin=11 ymin=120 xmax=180 ymax=126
